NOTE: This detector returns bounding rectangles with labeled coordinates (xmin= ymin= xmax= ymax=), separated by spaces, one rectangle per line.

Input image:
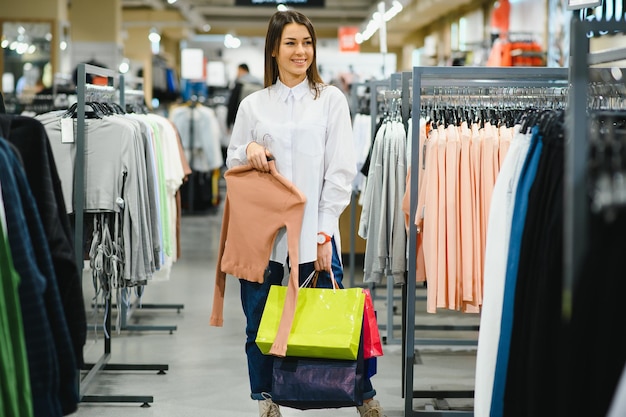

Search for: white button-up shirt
xmin=226 ymin=78 xmax=357 ymax=264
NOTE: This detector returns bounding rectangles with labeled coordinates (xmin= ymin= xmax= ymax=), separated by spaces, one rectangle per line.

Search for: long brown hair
xmin=264 ymin=10 xmax=324 ymax=98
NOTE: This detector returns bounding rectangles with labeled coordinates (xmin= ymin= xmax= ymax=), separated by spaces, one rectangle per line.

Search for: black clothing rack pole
xmin=564 ymin=17 xmax=626 ymax=320
xmin=404 ymin=66 xmax=569 ymax=416
xmin=76 ymin=64 xmax=167 ymax=407
xmin=347 ymin=81 xmax=368 ymax=290
xmin=187 ymin=96 xmax=196 ymax=213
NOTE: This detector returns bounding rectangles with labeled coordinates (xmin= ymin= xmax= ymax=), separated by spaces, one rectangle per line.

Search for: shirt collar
xmin=275 ymin=78 xmax=310 ymax=103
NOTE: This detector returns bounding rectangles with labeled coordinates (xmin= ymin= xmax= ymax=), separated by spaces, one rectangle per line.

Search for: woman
xmin=225 ymin=9 xmax=387 ymax=417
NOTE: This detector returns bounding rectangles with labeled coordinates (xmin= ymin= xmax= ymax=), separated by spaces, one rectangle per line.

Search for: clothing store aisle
xmin=73 ymin=203 xmax=475 ymax=417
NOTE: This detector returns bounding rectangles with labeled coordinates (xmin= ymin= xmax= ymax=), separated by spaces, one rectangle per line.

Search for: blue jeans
xmin=240 ymin=238 xmax=376 ymax=401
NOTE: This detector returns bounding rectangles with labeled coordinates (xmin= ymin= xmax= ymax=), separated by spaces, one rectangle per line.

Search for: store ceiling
xmin=121 ymin=0 xmax=480 ymax=48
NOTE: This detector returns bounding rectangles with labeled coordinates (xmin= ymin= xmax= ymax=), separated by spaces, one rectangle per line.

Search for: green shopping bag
xmin=256 ymin=274 xmax=365 ymax=360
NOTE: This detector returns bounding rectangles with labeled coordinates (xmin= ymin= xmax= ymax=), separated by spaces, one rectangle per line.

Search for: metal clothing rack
xmin=404 ymin=66 xmax=569 ymax=416
xmin=564 ymin=17 xmax=626 ymax=319
xmin=75 ymin=63 xmax=168 ymax=407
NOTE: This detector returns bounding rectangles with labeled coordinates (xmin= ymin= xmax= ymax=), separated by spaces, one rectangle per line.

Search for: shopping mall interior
xmin=1 ymin=1 xmax=626 ymax=417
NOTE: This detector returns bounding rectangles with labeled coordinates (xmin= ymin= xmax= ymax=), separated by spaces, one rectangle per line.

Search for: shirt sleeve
xmin=226 ymin=95 xmax=254 ymax=168
xmin=318 ymin=86 xmax=357 ymax=235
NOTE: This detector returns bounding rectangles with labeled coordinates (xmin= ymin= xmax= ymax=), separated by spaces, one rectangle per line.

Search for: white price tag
xmin=61 ymin=118 xmax=75 ymax=143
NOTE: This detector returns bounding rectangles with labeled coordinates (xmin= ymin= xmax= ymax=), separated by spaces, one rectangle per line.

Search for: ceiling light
xmin=119 ymin=59 xmax=130 ymax=74
xmin=357 ymin=1 xmax=403 ymax=43
xmin=277 ymin=4 xmax=288 ymax=11
xmin=167 ymin=0 xmax=177 ymax=3
xmin=224 ymin=33 xmax=241 ymax=49
xmin=148 ymin=30 xmax=161 ymax=43
xmin=149 ymin=28 xmax=161 ymax=54
xmin=384 ymin=1 xmax=403 ymax=21
xmin=16 ymin=42 xmax=29 ymax=54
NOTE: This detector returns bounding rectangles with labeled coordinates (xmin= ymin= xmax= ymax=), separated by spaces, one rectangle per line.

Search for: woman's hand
xmin=246 ymin=141 xmax=273 ymax=172
xmin=314 ymin=241 xmax=332 ymax=272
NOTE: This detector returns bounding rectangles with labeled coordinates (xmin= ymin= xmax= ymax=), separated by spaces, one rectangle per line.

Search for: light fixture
xmin=15 ymin=42 xmax=29 ymax=54
xmin=119 ymin=58 xmax=130 ymax=74
xmin=277 ymin=4 xmax=288 ymax=11
xmin=202 ymin=24 xmax=211 ymax=32
xmin=384 ymin=0 xmax=403 ymax=21
xmin=149 ymin=27 xmax=161 ymax=55
xmin=224 ymin=33 xmax=241 ymax=49
xmin=356 ymin=0 xmax=403 ymax=43
xmin=167 ymin=0 xmax=177 ymax=3
xmin=1 ymin=39 xmax=8 ymax=48
xmin=60 ymin=41 xmax=68 ymax=51
xmin=148 ymin=29 xmax=161 ymax=43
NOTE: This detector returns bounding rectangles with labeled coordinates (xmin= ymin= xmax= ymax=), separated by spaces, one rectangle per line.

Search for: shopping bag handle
xmin=300 ymin=269 xmax=339 ymax=291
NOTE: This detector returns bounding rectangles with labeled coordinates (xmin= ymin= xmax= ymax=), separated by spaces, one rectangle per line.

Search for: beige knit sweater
xmin=210 ymin=161 xmax=306 ymax=357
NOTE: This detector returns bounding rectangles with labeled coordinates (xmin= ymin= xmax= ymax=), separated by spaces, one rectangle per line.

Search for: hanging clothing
xmin=607 ymin=364 xmax=626 ymax=417
xmin=0 ymin=182 xmax=33 ymax=417
xmin=42 ymin=113 xmax=155 ymax=283
xmin=145 ymin=113 xmax=187 ymax=280
xmin=352 ymin=112 xmax=373 ymax=192
xmin=556 ymin=111 xmax=626 ymax=417
xmin=472 ymin=110 xmax=613 ymax=417
xmin=170 ymin=101 xmax=225 ymax=213
xmin=0 ymin=137 xmax=78 ymax=417
xmin=358 ymin=118 xmax=408 ymax=284
xmin=0 ymin=114 xmax=86 ymax=367
xmin=408 ymin=115 xmax=512 ymax=313
xmin=37 ymin=110 xmax=186 ymax=285
xmin=170 ymin=102 xmax=224 ymax=172
xmin=474 ymin=124 xmax=530 ymax=416
xmin=490 ymin=125 xmax=544 ymax=417
xmin=503 ymin=112 xmax=565 ymax=417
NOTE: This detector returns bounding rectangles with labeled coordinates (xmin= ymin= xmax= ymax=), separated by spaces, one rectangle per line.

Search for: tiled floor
xmin=72 ymin=204 xmax=477 ymax=417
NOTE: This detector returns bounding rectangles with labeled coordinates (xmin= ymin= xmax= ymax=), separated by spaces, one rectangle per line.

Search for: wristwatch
xmin=317 ymin=232 xmax=331 ymax=245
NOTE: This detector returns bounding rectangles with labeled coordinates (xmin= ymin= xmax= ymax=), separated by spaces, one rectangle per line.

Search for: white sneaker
xmin=357 ymin=399 xmax=387 ymax=417
xmin=258 ymin=396 xmax=282 ymax=417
